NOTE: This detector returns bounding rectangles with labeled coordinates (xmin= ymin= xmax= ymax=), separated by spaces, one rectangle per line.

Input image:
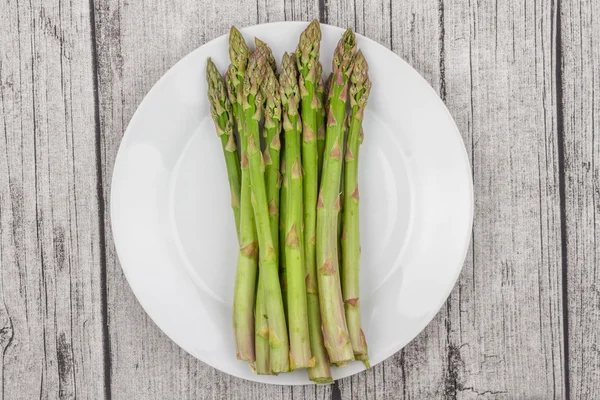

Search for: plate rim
xmin=110 ymin=20 xmax=474 ymax=384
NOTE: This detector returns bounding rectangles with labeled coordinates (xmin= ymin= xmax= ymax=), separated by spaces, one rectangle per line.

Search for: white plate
xmin=111 ymin=21 xmax=473 ymax=385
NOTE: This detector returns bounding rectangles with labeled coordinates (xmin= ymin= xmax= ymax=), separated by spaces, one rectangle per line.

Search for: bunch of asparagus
xmin=206 ymin=20 xmax=371 ymax=382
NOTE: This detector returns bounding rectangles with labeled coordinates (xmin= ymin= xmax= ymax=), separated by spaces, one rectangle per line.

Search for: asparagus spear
xmin=244 ymin=46 xmax=290 ymax=374
xmin=255 ymin=284 xmax=270 ymax=374
xmin=316 ymin=28 xmax=356 ymax=365
xmin=279 ymin=52 xmax=314 ymax=370
xmin=295 ymin=21 xmax=332 ymax=382
xmin=279 ymin=157 xmax=288 ymax=314
xmin=206 ymin=59 xmax=241 ymax=237
xmin=316 ymin=63 xmax=326 ymax=180
xmin=256 ymin=37 xmax=290 ymax=320
xmin=296 ymin=22 xmax=320 ymax=295
xmin=256 ymin=46 xmax=282 ymax=375
xmin=227 ymin=28 xmax=258 ymax=367
xmin=342 ymin=51 xmax=371 ymax=367
xmin=258 ymin=41 xmax=282 ymax=272
xmin=338 ymin=192 xmax=343 ymax=266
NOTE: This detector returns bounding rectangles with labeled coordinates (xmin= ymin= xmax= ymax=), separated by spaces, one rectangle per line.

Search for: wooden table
xmin=0 ymin=0 xmax=596 ymax=398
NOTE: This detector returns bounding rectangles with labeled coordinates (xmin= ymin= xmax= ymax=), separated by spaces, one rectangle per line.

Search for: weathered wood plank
xmin=560 ymin=0 xmax=600 ymax=398
xmin=0 ymin=0 xmax=106 ymax=399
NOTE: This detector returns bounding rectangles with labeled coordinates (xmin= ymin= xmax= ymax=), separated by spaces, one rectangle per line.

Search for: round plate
xmin=111 ymin=21 xmax=473 ymax=385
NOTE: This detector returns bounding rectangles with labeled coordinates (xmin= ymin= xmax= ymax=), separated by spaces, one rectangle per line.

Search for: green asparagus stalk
xmin=295 ymin=21 xmax=332 ymax=382
xmin=324 ymin=71 xmax=333 ymax=111
xmin=342 ymin=51 xmax=371 ymax=367
xmin=316 ymin=28 xmax=356 ymax=365
xmin=296 ymin=21 xmax=320 ymax=289
xmin=206 ymin=59 xmax=241 ymax=237
xmin=258 ymin=41 xmax=282 ymax=270
xmin=279 ymin=52 xmax=314 ymax=370
xmin=279 ymin=157 xmax=288 ymax=314
xmin=228 ymin=27 xmax=250 ymax=131
xmin=316 ymin=64 xmax=326 ymax=180
xmin=244 ymin=46 xmax=289 ymax=374
xmin=256 ymin=44 xmax=283 ymax=375
xmin=255 ymin=37 xmax=289 ymax=321
xmin=227 ymin=28 xmax=258 ymax=366
xmin=255 ymin=285 xmax=270 ymax=374
xmin=338 ymin=192 xmax=343 ymax=266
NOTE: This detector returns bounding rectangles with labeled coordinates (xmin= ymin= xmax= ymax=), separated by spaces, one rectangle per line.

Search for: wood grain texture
xmin=560 ymin=0 xmax=600 ymax=398
xmin=0 ymin=0 xmax=106 ymax=399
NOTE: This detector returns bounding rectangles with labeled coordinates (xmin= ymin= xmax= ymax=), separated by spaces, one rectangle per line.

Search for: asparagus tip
xmin=279 ymin=52 xmax=300 ymax=125
xmin=349 ymin=50 xmax=371 ymax=116
xmin=339 ymin=28 xmax=356 ymax=56
xmin=298 ymin=19 xmax=321 ymax=46
xmin=296 ymin=20 xmax=322 ymax=80
xmin=206 ymin=58 xmax=233 ymax=140
xmin=255 ymin=37 xmax=277 ymax=73
xmin=331 ymin=28 xmax=356 ymax=79
xmin=254 ymin=36 xmax=266 ymax=47
xmin=229 ymin=26 xmax=250 ymax=74
xmin=351 ymin=50 xmax=369 ymax=79
xmin=206 ymin=58 xmax=223 ymax=86
xmin=243 ymin=45 xmax=269 ymax=98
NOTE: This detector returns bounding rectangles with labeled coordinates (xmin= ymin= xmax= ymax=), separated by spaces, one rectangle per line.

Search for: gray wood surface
xmin=0 ymin=0 xmax=597 ymax=398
